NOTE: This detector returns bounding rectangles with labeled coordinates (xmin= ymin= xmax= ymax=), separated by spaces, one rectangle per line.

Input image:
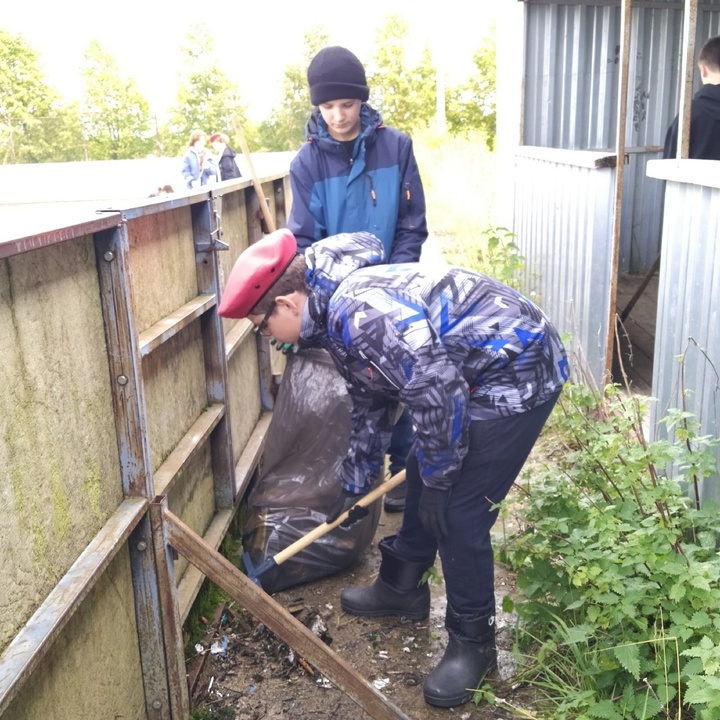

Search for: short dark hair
xmin=250 ymin=254 xmax=308 ymax=315
xmin=699 ymin=35 xmax=720 ymax=72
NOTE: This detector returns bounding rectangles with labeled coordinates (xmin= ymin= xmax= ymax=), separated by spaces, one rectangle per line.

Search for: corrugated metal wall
xmin=648 ymin=162 xmax=720 ymax=504
xmin=521 ymin=0 xmax=720 ymax=274
xmin=514 ymin=147 xmax=617 ymax=385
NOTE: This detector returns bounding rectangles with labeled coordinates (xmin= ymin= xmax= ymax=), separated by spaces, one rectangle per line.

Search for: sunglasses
xmin=253 ymin=301 xmax=276 ymax=336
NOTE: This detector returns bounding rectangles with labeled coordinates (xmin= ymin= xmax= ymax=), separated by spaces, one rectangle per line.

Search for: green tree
xmin=446 ymin=29 xmax=497 ymax=150
xmin=80 ymin=40 xmax=153 ymax=160
xmin=162 ymin=23 xmax=250 ymax=157
xmin=367 ymin=16 xmax=436 ymax=135
xmin=256 ymin=28 xmax=329 ymax=152
xmin=0 ymin=29 xmax=85 ymax=163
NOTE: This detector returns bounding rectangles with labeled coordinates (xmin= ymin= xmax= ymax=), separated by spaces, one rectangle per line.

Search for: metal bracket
xmin=196 ymin=196 xmax=229 ymax=252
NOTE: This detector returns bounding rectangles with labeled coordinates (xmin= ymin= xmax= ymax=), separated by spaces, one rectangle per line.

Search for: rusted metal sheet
xmin=163 ymin=506 xmax=416 ymax=720
xmin=0 ymin=497 xmax=147 ymax=716
xmin=0 ymin=214 xmax=121 ymax=259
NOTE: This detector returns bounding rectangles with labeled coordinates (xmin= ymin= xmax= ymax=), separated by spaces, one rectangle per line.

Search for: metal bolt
xmin=117 ymin=375 xmax=129 ymax=386
xmin=151 ymin=700 xmax=162 ymax=710
xmin=137 ymin=541 xmax=147 ymax=552
xmin=103 ymin=251 xmax=115 ymax=262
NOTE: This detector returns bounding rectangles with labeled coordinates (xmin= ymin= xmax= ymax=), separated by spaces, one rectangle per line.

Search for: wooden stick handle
xmin=231 ymin=117 xmax=276 ymax=233
xmin=273 ymin=470 xmax=407 ymax=566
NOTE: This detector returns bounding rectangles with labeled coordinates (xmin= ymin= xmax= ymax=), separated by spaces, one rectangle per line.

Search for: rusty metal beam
xmin=0 ymin=214 xmax=121 ymax=260
xmin=0 ymin=498 xmax=147 ymax=716
xmin=162 ymin=507 xmax=416 ymax=720
xmin=192 ymin=196 xmax=236 ymax=509
xmin=94 ymin=223 xmax=154 ymax=497
xmin=149 ymin=499 xmax=191 ymax=718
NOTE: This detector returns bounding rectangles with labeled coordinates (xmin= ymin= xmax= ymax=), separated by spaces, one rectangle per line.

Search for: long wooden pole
xmin=163 ymin=506 xmax=414 ymax=720
xmin=232 ymin=117 xmax=276 ymax=233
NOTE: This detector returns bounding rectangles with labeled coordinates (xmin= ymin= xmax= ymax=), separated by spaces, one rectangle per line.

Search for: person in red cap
xmin=209 ymin=132 xmax=243 ymax=182
xmin=287 ymin=45 xmax=429 ymax=513
xmin=218 ymin=229 xmax=568 ymax=709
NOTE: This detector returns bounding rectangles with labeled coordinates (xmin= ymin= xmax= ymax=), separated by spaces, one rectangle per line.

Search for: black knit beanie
xmin=307 ymin=46 xmax=370 ymax=106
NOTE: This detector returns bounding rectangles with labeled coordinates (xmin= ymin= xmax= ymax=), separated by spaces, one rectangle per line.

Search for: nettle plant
xmin=499 ymin=382 xmax=720 ymax=720
xmin=444 ymin=226 xmax=526 ymax=289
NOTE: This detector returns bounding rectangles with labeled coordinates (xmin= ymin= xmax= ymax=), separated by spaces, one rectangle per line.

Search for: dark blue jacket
xmin=288 ymin=104 xmax=428 ymax=263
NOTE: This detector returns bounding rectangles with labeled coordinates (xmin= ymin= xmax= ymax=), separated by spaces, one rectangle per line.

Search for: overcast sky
xmin=2 ymin=0 xmax=497 ymax=123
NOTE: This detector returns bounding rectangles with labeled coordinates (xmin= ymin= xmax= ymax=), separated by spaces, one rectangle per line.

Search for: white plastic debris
xmin=378 ymin=650 xmax=389 ymax=659
xmin=194 ymin=643 xmax=204 ymax=654
xmin=325 ymin=603 xmax=334 ymax=610
xmin=402 ymin=647 xmax=411 ymax=653
xmin=316 ymin=677 xmax=333 ymax=689
xmin=210 ymin=635 xmax=228 ymax=654
xmin=372 ymin=678 xmax=390 ymax=690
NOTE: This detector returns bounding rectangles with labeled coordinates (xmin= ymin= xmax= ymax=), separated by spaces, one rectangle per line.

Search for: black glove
xmin=418 ymin=486 xmax=450 ymax=541
xmin=326 ymin=489 xmax=369 ymax=528
xmin=270 ymin=338 xmax=298 ymax=355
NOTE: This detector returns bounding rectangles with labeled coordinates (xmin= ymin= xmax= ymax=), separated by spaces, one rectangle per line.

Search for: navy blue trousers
xmin=388 ymin=406 xmax=414 ymax=475
xmin=393 ymin=393 xmax=560 ymax=615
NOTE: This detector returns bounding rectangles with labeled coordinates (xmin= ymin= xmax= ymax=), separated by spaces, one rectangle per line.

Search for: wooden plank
xmin=138 ymin=293 xmax=216 ymax=358
xmin=234 ymin=412 xmax=272 ymax=499
xmin=164 ymin=508 xmax=415 ymax=720
xmin=225 ymin=319 xmax=253 ymax=361
xmin=177 ymin=508 xmax=235 ymax=622
xmin=154 ymin=404 xmax=225 ymax=497
xmin=0 ymin=498 xmax=147 ymax=716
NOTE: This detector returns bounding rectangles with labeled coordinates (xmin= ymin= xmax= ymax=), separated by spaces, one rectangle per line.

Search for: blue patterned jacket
xmin=287 ymin=104 xmax=428 ymax=263
xmin=300 ymin=233 xmax=569 ymax=493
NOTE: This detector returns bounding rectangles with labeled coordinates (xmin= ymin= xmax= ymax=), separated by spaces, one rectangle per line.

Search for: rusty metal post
xmin=94 ymin=224 xmax=174 ymax=720
xmin=149 ymin=498 xmax=191 ymax=718
xmin=192 ymin=197 xmax=236 ymax=508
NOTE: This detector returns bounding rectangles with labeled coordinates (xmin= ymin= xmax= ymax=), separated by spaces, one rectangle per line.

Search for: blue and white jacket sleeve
xmin=334 ymin=294 xmax=469 ymax=492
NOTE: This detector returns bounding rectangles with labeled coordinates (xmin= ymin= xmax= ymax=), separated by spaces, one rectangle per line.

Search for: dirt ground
xmin=189 ymin=499 xmax=533 ymax=720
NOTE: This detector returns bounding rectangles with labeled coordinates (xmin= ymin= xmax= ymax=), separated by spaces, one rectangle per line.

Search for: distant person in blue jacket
xmin=181 ymin=129 xmax=218 ymax=189
xmin=287 ymin=45 xmax=429 ymax=513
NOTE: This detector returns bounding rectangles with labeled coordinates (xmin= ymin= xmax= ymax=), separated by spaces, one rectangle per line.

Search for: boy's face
xmin=248 ymin=294 xmax=304 ymax=345
xmin=318 ymin=99 xmax=362 ymax=141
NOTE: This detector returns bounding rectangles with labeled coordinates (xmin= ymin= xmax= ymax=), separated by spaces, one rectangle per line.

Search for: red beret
xmin=217 ymin=229 xmax=298 ymax=318
xmin=209 ymin=133 xmax=222 ymax=143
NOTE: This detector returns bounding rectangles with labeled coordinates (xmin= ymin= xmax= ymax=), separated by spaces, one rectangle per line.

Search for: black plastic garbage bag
xmin=242 ymin=348 xmax=381 ymax=594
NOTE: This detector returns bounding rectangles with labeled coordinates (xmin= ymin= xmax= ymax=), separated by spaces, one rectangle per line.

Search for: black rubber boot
xmin=423 ymin=607 xmax=497 ymax=708
xmin=340 ymin=536 xmax=432 ymax=620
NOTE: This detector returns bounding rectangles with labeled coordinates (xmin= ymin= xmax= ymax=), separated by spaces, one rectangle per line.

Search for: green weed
xmin=498 ymin=382 xmax=720 ymax=719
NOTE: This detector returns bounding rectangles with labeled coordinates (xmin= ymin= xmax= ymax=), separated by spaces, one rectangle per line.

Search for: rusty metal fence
xmin=0 ymin=175 xmax=285 ymax=720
